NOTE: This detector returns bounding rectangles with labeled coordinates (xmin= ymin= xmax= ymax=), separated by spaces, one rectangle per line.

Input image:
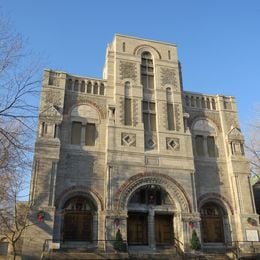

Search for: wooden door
xmin=155 ymin=214 xmax=174 ymax=244
xmin=127 ymin=213 xmax=148 ymax=245
xmin=63 ymin=212 xmax=92 ymax=241
xmin=201 ymin=217 xmax=224 ymax=243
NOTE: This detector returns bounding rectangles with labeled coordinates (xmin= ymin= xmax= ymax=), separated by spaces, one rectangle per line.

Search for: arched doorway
xmin=62 ymin=196 xmax=96 ymax=241
xmin=127 ymin=185 xmax=174 ymax=246
xmin=200 ymin=202 xmax=225 ymax=243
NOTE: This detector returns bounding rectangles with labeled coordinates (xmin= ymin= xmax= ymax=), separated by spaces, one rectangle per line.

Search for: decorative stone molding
xmin=160 ymin=67 xmax=177 ymax=89
xmin=120 ymin=61 xmax=137 ymax=81
xmin=181 ymin=212 xmax=201 ymax=222
xmin=121 ymin=133 xmax=136 ymax=147
xmin=65 ymin=97 xmax=106 ymax=119
xmin=39 ymin=105 xmax=63 ymax=122
xmin=198 ymin=192 xmax=234 ymax=215
xmin=175 ymin=104 xmax=181 ymax=131
xmin=115 ymin=172 xmax=192 ymax=213
xmin=228 ymin=127 xmax=244 ymax=141
xmin=166 ymin=137 xmax=180 ymax=151
xmin=55 ymin=185 xmax=104 ymax=211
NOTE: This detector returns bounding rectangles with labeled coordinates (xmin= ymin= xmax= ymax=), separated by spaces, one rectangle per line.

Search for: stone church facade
xmin=22 ymin=34 xmax=259 ymax=258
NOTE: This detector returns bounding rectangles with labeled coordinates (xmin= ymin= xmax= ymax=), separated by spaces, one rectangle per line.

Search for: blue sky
xmin=2 ymin=0 xmax=260 ymax=133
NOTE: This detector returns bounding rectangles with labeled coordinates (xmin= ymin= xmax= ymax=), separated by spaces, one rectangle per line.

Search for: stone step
xmin=42 ymin=251 xmax=129 ymax=259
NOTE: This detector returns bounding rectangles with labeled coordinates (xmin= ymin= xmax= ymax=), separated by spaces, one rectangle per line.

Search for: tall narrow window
xmin=71 ymin=122 xmax=82 ymax=145
xmin=93 ymin=82 xmax=98 ymax=94
xmin=122 ymin=42 xmax=126 ymax=52
xmin=207 ymin=136 xmax=216 ymax=157
xmin=87 ymin=81 xmax=92 ymax=93
xmin=124 ymin=82 xmax=132 ymax=126
xmin=67 ymin=79 xmax=73 ymax=90
xmin=196 ymin=97 xmax=200 ymax=108
xmin=168 ymin=50 xmax=171 ymax=60
xmin=143 ymin=101 xmax=156 ymax=131
xmin=212 ymin=99 xmax=216 ymax=110
xmin=100 ymin=83 xmax=105 ymax=95
xmin=85 ymin=123 xmax=96 ymax=146
xmin=125 ymin=98 xmax=132 ymax=126
xmin=195 ymin=135 xmax=205 ymax=156
xmin=74 ymin=80 xmax=79 ymax=91
xmin=80 ymin=81 xmax=85 ymax=92
xmin=206 ymin=98 xmax=211 ymax=109
xmin=166 ymin=88 xmax=174 ymax=130
xmin=141 ymin=52 xmax=154 ymax=89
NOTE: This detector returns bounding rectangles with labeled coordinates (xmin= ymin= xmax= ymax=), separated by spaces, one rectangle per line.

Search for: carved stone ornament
xmin=166 ymin=138 xmax=180 ymax=151
xmin=121 ymin=133 xmax=136 ymax=147
xmin=120 ymin=61 xmax=137 ymax=81
xmin=160 ymin=67 xmax=177 ymax=87
xmin=44 ymin=90 xmax=62 ymax=107
xmin=228 ymin=127 xmax=244 ymax=141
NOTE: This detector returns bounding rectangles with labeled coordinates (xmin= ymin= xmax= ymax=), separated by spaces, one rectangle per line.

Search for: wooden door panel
xmin=63 ymin=212 xmax=92 ymax=241
xmin=202 ymin=217 xmax=224 ymax=242
xmin=155 ymin=214 xmax=173 ymax=244
xmin=127 ymin=213 xmax=148 ymax=245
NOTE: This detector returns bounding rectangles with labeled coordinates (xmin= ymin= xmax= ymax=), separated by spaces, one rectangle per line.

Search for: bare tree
xmin=0 ymin=15 xmax=41 ymax=193
xmin=0 ymin=15 xmax=41 ymax=259
xmin=245 ymin=105 xmax=260 ymax=180
xmin=0 ymin=175 xmax=33 ymax=260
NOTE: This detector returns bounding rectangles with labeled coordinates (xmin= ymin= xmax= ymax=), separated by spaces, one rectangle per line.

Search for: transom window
xmin=129 ymin=185 xmax=170 ymax=206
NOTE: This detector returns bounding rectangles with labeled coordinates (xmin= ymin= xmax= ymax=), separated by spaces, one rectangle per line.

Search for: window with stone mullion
xmin=143 ymin=101 xmax=156 ymax=131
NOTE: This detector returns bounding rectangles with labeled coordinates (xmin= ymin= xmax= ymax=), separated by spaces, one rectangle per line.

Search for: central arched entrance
xmin=127 ymin=185 xmax=175 ymax=246
xmin=62 ymin=196 xmax=96 ymax=241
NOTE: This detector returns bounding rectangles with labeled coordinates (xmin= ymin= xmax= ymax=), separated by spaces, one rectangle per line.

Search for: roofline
xmin=114 ymin=33 xmax=177 ymax=47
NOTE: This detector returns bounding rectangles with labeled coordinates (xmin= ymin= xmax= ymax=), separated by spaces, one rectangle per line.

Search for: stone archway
xmin=62 ymin=196 xmax=96 ymax=241
xmin=114 ymin=172 xmax=192 ymax=249
xmin=115 ymin=172 xmax=192 ymax=213
xmin=53 ymin=187 xmax=104 ymax=244
xmin=198 ymin=193 xmax=233 ymax=244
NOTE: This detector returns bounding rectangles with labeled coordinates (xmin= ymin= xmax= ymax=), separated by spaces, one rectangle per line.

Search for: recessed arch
xmin=198 ymin=193 xmax=234 ymax=215
xmin=55 ymin=185 xmax=104 ymax=211
xmin=134 ymin=45 xmax=161 ymax=60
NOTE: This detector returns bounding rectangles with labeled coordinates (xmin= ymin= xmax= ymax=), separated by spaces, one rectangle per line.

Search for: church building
xmin=22 ymin=34 xmax=259 ymax=258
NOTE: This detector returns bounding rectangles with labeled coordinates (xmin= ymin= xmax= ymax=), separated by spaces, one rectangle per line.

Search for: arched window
xmin=67 ymin=79 xmax=73 ymax=90
xmin=87 ymin=81 xmax=92 ymax=93
xmin=80 ymin=81 xmax=85 ymax=92
xmin=206 ymin=98 xmax=211 ymax=109
xmin=212 ymin=99 xmax=216 ymax=110
xmin=196 ymin=97 xmax=200 ymax=108
xmin=99 ymin=83 xmax=105 ymax=95
xmin=141 ymin=52 xmax=154 ymax=89
xmin=93 ymin=82 xmax=99 ymax=94
xmin=74 ymin=80 xmax=79 ymax=92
